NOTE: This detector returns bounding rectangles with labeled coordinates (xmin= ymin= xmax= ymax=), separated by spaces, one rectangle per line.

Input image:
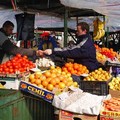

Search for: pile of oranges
xmin=95 ymin=44 xmax=117 ymax=59
xmin=29 ymin=66 xmax=78 ymax=91
xmin=62 ymin=62 xmax=89 ymax=76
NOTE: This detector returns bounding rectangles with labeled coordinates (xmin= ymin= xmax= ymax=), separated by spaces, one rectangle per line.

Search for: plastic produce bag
xmin=52 ymin=87 xmax=108 ymax=115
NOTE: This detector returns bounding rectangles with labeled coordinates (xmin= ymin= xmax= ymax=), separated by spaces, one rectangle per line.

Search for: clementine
xmin=35 ymin=79 xmax=41 ymax=85
xmin=59 ymin=82 xmax=65 ymax=89
xmin=47 ymin=84 xmax=54 ymax=91
xmin=42 ymin=81 xmax=48 ymax=87
xmin=50 ymin=79 xmax=56 ymax=86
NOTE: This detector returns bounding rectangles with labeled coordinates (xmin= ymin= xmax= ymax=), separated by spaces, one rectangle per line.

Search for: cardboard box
xmin=100 ymin=109 xmax=120 ymax=120
xmin=109 ymin=89 xmax=120 ymax=98
xmin=19 ymin=80 xmax=54 ymax=103
xmin=59 ymin=110 xmax=98 ymax=120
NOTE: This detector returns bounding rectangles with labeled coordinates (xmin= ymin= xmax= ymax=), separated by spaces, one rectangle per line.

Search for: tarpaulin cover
xmin=60 ymin=0 xmax=120 ymax=29
xmin=0 ymin=8 xmax=120 ymax=32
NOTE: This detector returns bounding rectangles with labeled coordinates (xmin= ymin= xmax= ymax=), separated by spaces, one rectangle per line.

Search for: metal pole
xmin=103 ymin=16 xmax=106 ymax=47
xmin=106 ymin=26 xmax=109 ymax=48
xmin=64 ymin=7 xmax=68 ymax=47
xmin=76 ymin=17 xmax=78 ymax=25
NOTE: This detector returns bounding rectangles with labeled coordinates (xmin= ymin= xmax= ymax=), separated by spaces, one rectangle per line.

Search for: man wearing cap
xmin=38 ymin=32 xmax=58 ymax=50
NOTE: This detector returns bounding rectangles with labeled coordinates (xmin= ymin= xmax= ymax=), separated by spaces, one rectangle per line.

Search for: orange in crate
xmin=62 ymin=62 xmax=89 ymax=76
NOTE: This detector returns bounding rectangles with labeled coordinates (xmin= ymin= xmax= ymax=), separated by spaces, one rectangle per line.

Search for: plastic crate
xmin=0 ymin=89 xmax=54 ymax=120
xmin=105 ymin=61 xmax=120 ymax=67
xmin=111 ymin=66 xmax=120 ymax=76
xmin=79 ymin=81 xmax=109 ymax=95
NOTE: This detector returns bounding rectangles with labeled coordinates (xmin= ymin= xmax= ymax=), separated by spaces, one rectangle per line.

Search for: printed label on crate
xmin=61 ymin=110 xmax=73 ymax=117
xmin=60 ymin=110 xmax=98 ymax=120
xmin=101 ymin=110 xmax=120 ymax=117
xmin=19 ymin=81 xmax=54 ymax=103
xmin=60 ymin=110 xmax=74 ymax=120
xmin=0 ymin=71 xmax=30 ymax=79
xmin=100 ymin=115 xmax=120 ymax=120
xmin=100 ymin=116 xmax=114 ymax=120
xmin=0 ymin=73 xmax=7 ymax=77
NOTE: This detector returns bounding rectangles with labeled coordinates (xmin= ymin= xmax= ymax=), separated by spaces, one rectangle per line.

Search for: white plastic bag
xmin=52 ymin=87 xmax=108 ymax=115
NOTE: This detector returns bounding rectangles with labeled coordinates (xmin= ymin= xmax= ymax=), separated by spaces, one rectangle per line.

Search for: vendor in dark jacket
xmin=44 ymin=22 xmax=99 ymax=72
xmin=0 ymin=21 xmax=43 ymax=63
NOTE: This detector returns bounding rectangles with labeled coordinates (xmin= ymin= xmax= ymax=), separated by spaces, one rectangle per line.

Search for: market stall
xmin=1 ymin=1 xmax=120 ymax=120
xmin=0 ymin=44 xmax=120 ymax=120
xmin=0 ymin=19 xmax=120 ymax=120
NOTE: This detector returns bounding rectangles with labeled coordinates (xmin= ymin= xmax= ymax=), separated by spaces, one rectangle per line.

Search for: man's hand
xmin=44 ymin=49 xmax=52 ymax=55
xmin=36 ymin=50 xmax=44 ymax=57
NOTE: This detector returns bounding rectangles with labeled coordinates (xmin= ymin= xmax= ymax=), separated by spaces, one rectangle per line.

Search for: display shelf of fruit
xmin=100 ymin=48 xmax=117 ymax=60
xmin=28 ymin=66 xmax=79 ymax=92
xmin=109 ymin=77 xmax=120 ymax=90
xmin=84 ymin=68 xmax=112 ymax=81
xmin=96 ymin=52 xmax=107 ymax=65
xmin=95 ymin=44 xmax=117 ymax=60
xmin=62 ymin=62 xmax=89 ymax=76
xmin=0 ymin=54 xmax=35 ymax=77
xmin=36 ymin=57 xmax=55 ymax=70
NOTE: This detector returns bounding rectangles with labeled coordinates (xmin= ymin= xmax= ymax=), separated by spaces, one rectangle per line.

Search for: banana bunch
xmin=93 ymin=18 xmax=105 ymax=40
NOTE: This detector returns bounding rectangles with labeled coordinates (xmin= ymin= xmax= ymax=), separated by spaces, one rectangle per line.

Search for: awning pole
xmin=64 ymin=7 xmax=68 ymax=47
xmin=102 ymin=15 xmax=106 ymax=47
xmin=76 ymin=17 xmax=78 ymax=25
xmin=106 ymin=26 xmax=109 ymax=48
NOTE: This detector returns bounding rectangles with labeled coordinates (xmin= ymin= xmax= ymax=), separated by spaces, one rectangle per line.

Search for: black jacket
xmin=53 ymin=34 xmax=99 ymax=72
xmin=0 ymin=29 xmax=37 ymax=63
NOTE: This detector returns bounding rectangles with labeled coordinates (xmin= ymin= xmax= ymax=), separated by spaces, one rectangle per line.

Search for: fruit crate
xmin=105 ymin=61 xmax=120 ymax=67
xmin=0 ymin=89 xmax=54 ymax=120
xmin=79 ymin=81 xmax=109 ymax=95
xmin=0 ymin=71 xmax=30 ymax=79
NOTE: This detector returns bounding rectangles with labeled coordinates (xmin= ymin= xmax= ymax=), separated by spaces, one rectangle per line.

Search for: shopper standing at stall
xmin=44 ymin=22 xmax=99 ymax=72
xmin=38 ymin=32 xmax=58 ymax=50
xmin=0 ymin=21 xmax=43 ymax=63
